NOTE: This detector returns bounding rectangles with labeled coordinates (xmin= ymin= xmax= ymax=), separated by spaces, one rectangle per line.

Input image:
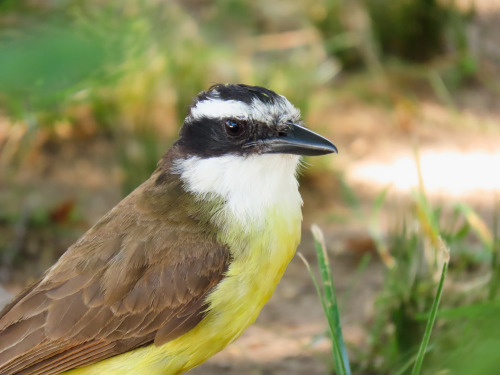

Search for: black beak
xmin=245 ymin=123 xmax=338 ymax=156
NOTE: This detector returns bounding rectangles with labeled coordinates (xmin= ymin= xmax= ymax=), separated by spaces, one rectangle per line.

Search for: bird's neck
xmin=146 ymin=149 xmax=303 ymax=258
xmin=172 ymin=153 xmax=302 ymax=229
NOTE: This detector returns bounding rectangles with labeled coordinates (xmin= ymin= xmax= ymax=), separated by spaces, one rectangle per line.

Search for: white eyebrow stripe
xmin=190 ymin=97 xmax=301 ymax=124
xmin=190 ymin=99 xmax=251 ymax=120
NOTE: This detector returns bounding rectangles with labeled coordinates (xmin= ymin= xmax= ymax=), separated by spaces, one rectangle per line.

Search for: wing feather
xmin=0 ymin=167 xmax=230 ymax=375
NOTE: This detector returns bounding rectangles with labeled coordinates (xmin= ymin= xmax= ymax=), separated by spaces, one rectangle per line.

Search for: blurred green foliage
xmin=334 ymin=158 xmax=500 ymax=374
xmin=432 ymin=301 xmax=500 ymax=375
xmin=0 ymin=0 xmax=474 ymax=124
xmin=0 ymin=0 xmax=334 ymax=193
xmin=366 ymin=0 xmax=469 ymax=62
xmin=352 ymin=188 xmax=499 ymax=374
xmin=0 ymin=199 xmax=82 ymax=284
xmin=309 ymin=0 xmax=473 ymax=71
xmin=0 ymin=0 xmax=475 ymax=195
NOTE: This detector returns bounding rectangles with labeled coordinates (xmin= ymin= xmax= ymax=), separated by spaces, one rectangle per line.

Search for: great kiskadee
xmin=0 ymin=84 xmax=337 ymax=375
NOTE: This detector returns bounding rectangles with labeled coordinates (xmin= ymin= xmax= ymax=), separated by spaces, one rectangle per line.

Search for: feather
xmin=0 ymin=152 xmax=230 ymax=375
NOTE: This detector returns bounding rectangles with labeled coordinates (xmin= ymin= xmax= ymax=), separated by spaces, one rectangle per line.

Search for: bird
xmin=0 ymin=83 xmax=337 ymax=375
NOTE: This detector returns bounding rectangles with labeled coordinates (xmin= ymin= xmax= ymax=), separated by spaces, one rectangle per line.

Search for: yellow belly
xmin=65 ymin=208 xmax=301 ymax=375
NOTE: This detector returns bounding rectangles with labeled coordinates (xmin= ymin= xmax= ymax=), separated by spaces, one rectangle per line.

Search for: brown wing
xmin=0 ymin=162 xmax=230 ymax=375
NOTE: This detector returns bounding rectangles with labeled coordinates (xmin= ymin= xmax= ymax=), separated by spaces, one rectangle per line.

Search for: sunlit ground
xmin=348 ymin=149 xmax=500 ymax=200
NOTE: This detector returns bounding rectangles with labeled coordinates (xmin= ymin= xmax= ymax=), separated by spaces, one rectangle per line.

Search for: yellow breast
xmin=65 ymin=206 xmax=301 ymax=375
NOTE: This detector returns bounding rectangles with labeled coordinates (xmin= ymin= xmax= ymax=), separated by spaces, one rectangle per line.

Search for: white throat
xmin=174 ymin=154 xmax=303 ymax=229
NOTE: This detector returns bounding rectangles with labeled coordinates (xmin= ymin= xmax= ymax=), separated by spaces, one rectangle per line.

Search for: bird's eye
xmin=224 ymin=120 xmax=243 ymax=136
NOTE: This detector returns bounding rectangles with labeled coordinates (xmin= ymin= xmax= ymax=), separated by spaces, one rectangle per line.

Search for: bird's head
xmin=171 ymin=84 xmax=337 ymax=228
xmin=176 ymin=83 xmax=337 ymax=158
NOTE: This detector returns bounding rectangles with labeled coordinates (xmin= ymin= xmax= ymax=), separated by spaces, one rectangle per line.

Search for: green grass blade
xmin=311 ymin=225 xmax=352 ymax=375
xmin=297 ymin=253 xmax=336 ymax=357
xmin=394 ymin=346 xmax=434 ymax=375
xmin=411 ymin=256 xmax=449 ymax=375
xmin=368 ymin=186 xmax=395 ymax=268
xmin=299 ymin=247 xmax=346 ymax=375
xmin=342 ymin=253 xmax=371 ymax=304
xmin=454 ymin=202 xmax=494 ymax=252
xmin=415 ymin=300 xmax=500 ymax=320
xmin=488 ymin=204 xmax=499 ymax=300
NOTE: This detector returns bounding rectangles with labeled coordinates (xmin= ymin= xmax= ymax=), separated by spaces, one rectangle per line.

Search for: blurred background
xmin=0 ymin=0 xmax=499 ymax=374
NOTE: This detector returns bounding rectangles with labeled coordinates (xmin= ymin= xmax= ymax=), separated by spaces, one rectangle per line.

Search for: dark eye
xmin=224 ymin=119 xmax=244 ymax=136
